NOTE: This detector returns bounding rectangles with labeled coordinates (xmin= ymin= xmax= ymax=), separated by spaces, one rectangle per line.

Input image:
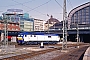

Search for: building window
xmin=8 ymin=28 xmax=10 ymax=30
xmin=20 ymin=22 xmax=24 ymax=24
xmin=16 ymin=24 xmax=18 ymax=26
xmin=12 ymin=24 xmax=14 ymax=26
xmin=16 ymin=29 xmax=18 ymax=30
xmin=20 ymin=25 xmax=24 ymax=28
xmin=8 ymin=24 xmax=10 ymax=25
xmin=12 ymin=28 xmax=14 ymax=30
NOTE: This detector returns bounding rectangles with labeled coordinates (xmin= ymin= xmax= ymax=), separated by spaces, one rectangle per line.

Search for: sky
xmin=0 ymin=0 xmax=89 ymax=21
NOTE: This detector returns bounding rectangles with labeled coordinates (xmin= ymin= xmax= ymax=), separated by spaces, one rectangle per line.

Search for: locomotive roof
xmin=19 ymin=32 xmax=58 ymax=36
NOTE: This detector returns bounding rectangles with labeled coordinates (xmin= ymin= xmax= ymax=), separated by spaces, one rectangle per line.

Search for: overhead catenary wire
xmin=67 ymin=0 xmax=73 ymax=8
xmin=8 ymin=0 xmax=63 ymax=21
xmin=54 ymin=0 xmax=63 ymax=9
xmin=54 ymin=0 xmax=73 ymax=15
xmin=11 ymin=0 xmax=49 ymax=16
xmin=26 ymin=0 xmax=51 ymax=12
xmin=11 ymin=0 xmax=52 ymax=16
xmin=0 ymin=0 xmax=36 ymax=7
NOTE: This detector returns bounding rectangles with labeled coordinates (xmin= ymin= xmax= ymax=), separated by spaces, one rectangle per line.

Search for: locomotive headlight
xmin=17 ymin=37 xmax=23 ymax=40
xmin=21 ymin=35 xmax=23 ymax=36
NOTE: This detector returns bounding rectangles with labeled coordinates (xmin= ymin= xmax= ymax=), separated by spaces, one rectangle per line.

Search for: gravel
xmin=25 ymin=50 xmax=64 ymax=60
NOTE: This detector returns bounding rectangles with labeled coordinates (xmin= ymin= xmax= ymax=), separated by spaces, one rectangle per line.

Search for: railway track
xmin=52 ymin=46 xmax=89 ymax=60
xmin=1 ymin=47 xmax=61 ymax=60
xmin=1 ymin=43 xmax=89 ymax=60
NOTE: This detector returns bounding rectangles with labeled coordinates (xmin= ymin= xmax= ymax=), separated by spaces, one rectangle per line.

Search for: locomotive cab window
xmin=25 ymin=35 xmax=27 ymax=37
xmin=48 ymin=36 xmax=51 ymax=38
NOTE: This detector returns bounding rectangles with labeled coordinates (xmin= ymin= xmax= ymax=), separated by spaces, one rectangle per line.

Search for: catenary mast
xmin=62 ymin=0 xmax=67 ymax=50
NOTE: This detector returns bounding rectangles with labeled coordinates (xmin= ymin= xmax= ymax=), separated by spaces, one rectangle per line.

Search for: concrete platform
xmin=83 ymin=47 xmax=90 ymax=60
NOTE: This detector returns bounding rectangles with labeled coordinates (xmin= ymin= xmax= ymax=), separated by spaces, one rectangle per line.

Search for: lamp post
xmin=47 ymin=14 xmax=49 ymax=33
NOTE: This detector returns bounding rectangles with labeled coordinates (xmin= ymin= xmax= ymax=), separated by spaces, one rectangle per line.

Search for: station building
xmin=67 ymin=2 xmax=90 ymax=43
xmin=68 ymin=2 xmax=90 ymax=29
